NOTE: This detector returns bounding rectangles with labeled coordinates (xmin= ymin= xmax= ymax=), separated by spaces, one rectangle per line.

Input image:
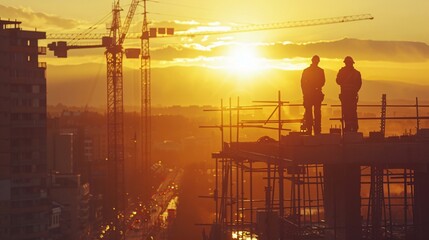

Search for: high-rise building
xmin=50 ymin=174 xmax=90 ymax=240
xmin=0 ymin=20 xmax=50 ymax=239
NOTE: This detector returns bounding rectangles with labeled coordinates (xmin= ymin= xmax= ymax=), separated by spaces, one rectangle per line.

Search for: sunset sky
xmin=1 ymin=0 xmax=428 ymax=42
xmin=1 ymin=0 xmax=428 ymax=107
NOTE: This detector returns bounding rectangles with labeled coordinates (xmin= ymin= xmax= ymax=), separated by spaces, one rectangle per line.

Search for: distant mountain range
xmin=45 ymin=38 xmax=429 ymax=107
xmin=47 ymin=63 xmax=429 ymax=108
xmin=151 ymin=38 xmax=429 ymax=62
xmin=264 ymin=38 xmax=429 ymax=62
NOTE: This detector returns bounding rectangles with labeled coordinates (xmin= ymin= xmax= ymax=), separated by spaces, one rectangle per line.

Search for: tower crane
xmin=48 ymin=0 xmax=140 ymax=231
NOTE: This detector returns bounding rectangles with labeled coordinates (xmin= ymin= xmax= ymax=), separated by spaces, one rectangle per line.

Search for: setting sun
xmin=225 ymin=45 xmax=262 ymax=74
xmin=2 ymin=1 xmax=429 ymax=240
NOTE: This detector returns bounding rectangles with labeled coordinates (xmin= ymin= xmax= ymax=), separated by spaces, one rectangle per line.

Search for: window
xmin=9 ymin=69 xmax=17 ymax=78
xmin=25 ymin=225 xmax=33 ymax=234
xmin=10 ymin=85 xmax=18 ymax=92
xmin=23 ymin=152 xmax=32 ymax=160
xmin=10 ymin=99 xmax=18 ymax=106
xmin=24 ymin=85 xmax=31 ymax=93
xmin=24 ymin=165 xmax=31 ymax=173
xmin=22 ymin=113 xmax=32 ymax=120
xmin=32 ymin=99 xmax=39 ymax=108
xmin=12 ymin=166 xmax=20 ymax=173
xmin=11 ymin=113 xmax=20 ymax=121
xmin=22 ymin=99 xmax=31 ymax=107
xmin=32 ymin=85 xmax=40 ymax=93
xmin=10 ymin=227 xmax=19 ymax=235
xmin=32 ymin=151 xmax=40 ymax=159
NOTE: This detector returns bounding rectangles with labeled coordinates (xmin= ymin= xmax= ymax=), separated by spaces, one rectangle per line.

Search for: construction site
xmin=203 ymin=93 xmax=429 ymax=240
xmin=1 ymin=0 xmax=429 ymax=240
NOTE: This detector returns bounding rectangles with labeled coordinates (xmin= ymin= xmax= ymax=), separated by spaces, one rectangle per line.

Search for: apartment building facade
xmin=0 ymin=20 xmax=50 ymax=239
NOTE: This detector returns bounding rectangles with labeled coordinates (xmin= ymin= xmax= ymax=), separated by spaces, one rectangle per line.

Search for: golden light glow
xmin=225 ymin=45 xmax=261 ymax=75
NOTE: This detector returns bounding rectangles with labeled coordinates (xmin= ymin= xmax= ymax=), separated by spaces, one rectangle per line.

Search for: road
xmin=126 ymin=168 xmax=183 ymax=240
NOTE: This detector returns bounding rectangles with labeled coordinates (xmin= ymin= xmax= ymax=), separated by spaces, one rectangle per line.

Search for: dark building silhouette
xmin=46 ymin=112 xmax=108 ymax=222
xmin=49 ymin=173 xmax=90 ymax=240
xmin=0 ymin=20 xmax=50 ymax=239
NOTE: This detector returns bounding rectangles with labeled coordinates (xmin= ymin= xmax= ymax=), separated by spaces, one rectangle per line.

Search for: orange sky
xmin=1 ymin=0 xmax=428 ymax=43
xmin=1 ymin=0 xmax=428 ymax=107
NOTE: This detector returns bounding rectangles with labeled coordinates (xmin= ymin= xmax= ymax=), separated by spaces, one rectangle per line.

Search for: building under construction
xmin=207 ymin=93 xmax=429 ymax=240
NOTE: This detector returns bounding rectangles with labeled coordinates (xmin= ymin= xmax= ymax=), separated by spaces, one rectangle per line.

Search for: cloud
xmin=261 ymin=38 xmax=429 ymax=62
xmin=0 ymin=4 xmax=83 ymax=30
xmin=150 ymin=38 xmax=429 ymax=63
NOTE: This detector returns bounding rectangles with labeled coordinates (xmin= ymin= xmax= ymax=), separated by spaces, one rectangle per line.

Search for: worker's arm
xmin=356 ymin=70 xmax=362 ymax=92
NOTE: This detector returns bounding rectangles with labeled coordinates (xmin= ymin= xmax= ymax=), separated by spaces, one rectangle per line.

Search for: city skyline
xmin=2 ymin=2 xmax=429 ymax=239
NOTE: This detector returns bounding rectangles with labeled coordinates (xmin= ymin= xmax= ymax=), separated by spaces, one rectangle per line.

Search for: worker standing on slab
xmin=336 ymin=56 xmax=362 ymax=132
xmin=301 ymin=55 xmax=325 ymax=135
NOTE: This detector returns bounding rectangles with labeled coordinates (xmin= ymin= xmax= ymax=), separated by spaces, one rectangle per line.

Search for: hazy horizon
xmin=2 ymin=1 xmax=428 ymax=108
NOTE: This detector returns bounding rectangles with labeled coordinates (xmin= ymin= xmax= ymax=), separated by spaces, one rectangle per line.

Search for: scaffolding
xmin=203 ymin=92 xmax=429 ymax=240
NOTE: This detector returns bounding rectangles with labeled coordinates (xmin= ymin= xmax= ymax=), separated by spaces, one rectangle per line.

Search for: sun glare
xmin=225 ymin=45 xmax=262 ymax=74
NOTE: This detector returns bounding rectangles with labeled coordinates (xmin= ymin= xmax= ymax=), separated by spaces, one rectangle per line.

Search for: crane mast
xmin=105 ymin=0 xmax=125 ymax=220
xmin=105 ymin=2 xmax=141 ymax=238
xmin=141 ymin=0 xmax=152 ymax=200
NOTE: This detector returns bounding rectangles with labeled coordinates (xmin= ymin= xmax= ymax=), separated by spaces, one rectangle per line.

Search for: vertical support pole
xmin=229 ymin=98 xmax=233 ymax=232
xmin=315 ymin=164 xmax=321 ymax=224
xmin=307 ymin=165 xmax=313 ymax=225
xmin=236 ymin=161 xmax=239 ymax=228
xmin=241 ymin=163 xmax=244 ymax=232
xmin=366 ymin=167 xmax=373 ymax=234
xmin=235 ymin=97 xmax=240 ymax=231
xmin=370 ymin=166 xmax=384 ymax=240
xmin=404 ymin=168 xmax=408 ymax=239
xmin=221 ymin=99 xmax=224 ymax=150
xmin=220 ymin=99 xmax=226 ymax=238
xmin=215 ymin=157 xmax=219 ymax=224
xmin=386 ymin=169 xmax=393 ymax=239
xmin=278 ymin=91 xmax=285 ymax=240
xmin=265 ymin=163 xmax=271 ymax=240
xmin=266 ymin=164 xmax=271 ymax=212
xmin=297 ymin=172 xmax=301 ymax=229
xmin=271 ymin=165 xmax=277 ymax=211
xmin=416 ymin=97 xmax=420 ymax=132
xmin=250 ymin=160 xmax=253 ymax=238
xmin=303 ymin=169 xmax=307 ymax=226
xmin=291 ymin=174 xmax=296 ymax=217
xmin=382 ymin=171 xmax=388 ymax=237
xmin=410 ymin=169 xmax=415 ymax=224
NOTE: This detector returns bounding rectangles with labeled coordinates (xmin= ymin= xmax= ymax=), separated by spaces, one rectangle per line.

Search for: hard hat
xmin=344 ymin=56 xmax=355 ymax=64
xmin=311 ymin=55 xmax=320 ymax=63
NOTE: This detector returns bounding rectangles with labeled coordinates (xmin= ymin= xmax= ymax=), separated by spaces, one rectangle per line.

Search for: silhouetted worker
xmin=336 ymin=56 xmax=362 ymax=132
xmin=301 ymin=55 xmax=325 ymax=135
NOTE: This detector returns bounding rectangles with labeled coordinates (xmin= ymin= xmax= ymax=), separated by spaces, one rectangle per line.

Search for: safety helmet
xmin=343 ymin=56 xmax=355 ymax=64
xmin=311 ymin=55 xmax=320 ymax=63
